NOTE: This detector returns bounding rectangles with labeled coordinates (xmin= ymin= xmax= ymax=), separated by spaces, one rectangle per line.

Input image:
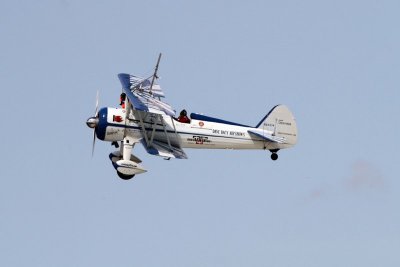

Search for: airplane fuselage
xmin=95 ymin=107 xmax=287 ymax=152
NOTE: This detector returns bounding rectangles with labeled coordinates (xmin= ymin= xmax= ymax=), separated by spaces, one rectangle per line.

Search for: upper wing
xmin=118 ymin=73 xmax=187 ymax=159
xmin=118 ymin=73 xmax=175 ymax=117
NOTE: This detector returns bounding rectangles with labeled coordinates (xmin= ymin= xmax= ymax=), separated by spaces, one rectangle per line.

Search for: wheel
xmin=117 ymin=171 xmax=135 ymax=180
xmin=271 ymin=153 xmax=278 ymax=161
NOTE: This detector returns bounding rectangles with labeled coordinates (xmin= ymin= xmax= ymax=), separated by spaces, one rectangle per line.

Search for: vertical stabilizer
xmin=256 ymin=105 xmax=298 ymax=146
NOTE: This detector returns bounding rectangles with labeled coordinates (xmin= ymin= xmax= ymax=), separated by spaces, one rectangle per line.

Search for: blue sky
xmin=1 ymin=1 xmax=399 ymax=266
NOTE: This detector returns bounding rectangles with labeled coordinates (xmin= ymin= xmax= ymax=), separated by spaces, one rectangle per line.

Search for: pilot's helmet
xmin=120 ymin=93 xmax=126 ymax=100
xmin=180 ymin=109 xmax=187 ymax=116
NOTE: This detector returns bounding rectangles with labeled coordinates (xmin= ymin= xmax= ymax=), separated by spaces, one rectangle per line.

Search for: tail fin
xmin=256 ymin=105 xmax=298 ymax=146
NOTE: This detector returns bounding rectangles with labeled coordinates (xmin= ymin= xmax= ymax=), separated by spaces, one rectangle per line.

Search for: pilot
xmin=178 ymin=109 xmax=190 ymax=123
xmin=120 ymin=93 xmax=126 ymax=109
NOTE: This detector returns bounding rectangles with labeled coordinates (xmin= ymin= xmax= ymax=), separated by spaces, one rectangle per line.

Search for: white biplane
xmin=86 ymin=54 xmax=298 ymax=180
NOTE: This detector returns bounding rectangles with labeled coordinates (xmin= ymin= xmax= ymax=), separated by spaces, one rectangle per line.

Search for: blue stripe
xmin=255 ymin=105 xmax=279 ymax=128
xmin=190 ymin=113 xmax=250 ymax=127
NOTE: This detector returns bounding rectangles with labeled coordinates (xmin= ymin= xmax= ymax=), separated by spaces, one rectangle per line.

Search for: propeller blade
xmin=91 ymin=129 xmax=96 ymax=157
xmin=95 ymin=90 xmax=99 ymax=116
xmin=91 ymin=90 xmax=99 ymax=157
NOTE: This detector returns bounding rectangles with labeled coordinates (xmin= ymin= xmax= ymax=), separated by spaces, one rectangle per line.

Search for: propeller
xmin=95 ymin=90 xmax=99 ymax=117
xmin=86 ymin=91 xmax=99 ymax=157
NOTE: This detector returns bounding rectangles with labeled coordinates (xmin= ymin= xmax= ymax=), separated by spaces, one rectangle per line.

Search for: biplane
xmin=86 ymin=54 xmax=298 ymax=180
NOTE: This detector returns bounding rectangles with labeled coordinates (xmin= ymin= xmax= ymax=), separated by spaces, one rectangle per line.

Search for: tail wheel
xmin=271 ymin=153 xmax=278 ymax=161
xmin=117 ymin=171 xmax=135 ymax=180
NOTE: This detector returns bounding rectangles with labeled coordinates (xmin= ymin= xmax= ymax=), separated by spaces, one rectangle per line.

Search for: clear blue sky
xmin=1 ymin=0 xmax=399 ymax=266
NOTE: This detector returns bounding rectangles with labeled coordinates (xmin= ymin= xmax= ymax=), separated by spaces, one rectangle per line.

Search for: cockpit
xmin=177 ymin=109 xmax=191 ymax=123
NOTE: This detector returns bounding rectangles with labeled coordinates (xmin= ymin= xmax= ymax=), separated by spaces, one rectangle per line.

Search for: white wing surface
xmin=118 ymin=73 xmax=175 ymax=116
xmin=141 ymin=139 xmax=188 ymax=159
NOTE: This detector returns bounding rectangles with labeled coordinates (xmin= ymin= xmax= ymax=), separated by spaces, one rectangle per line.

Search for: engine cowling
xmin=95 ymin=107 xmax=126 ymax=142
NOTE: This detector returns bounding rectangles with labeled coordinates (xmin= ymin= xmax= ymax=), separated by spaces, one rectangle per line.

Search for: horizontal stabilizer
xmin=141 ymin=139 xmax=188 ymax=159
xmin=248 ymin=129 xmax=286 ymax=144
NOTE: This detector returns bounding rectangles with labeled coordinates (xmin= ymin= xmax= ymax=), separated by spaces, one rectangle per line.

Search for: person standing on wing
xmin=120 ymin=93 xmax=126 ymax=109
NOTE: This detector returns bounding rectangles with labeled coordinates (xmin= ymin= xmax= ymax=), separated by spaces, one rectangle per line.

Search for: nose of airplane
xmin=86 ymin=117 xmax=98 ymax=128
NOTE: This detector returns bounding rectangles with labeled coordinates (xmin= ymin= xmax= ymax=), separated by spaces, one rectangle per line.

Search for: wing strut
xmin=148 ymin=116 xmax=157 ymax=147
xmin=149 ymin=53 xmax=162 ymax=96
xmin=160 ymin=115 xmax=173 ymax=151
xmin=170 ymin=117 xmax=180 ymax=144
xmin=137 ymin=111 xmax=150 ymax=146
xmin=137 ymin=111 xmax=174 ymax=153
xmin=147 ymin=114 xmax=179 ymax=153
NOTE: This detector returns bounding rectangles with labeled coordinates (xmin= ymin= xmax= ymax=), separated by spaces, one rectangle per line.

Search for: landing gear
xmin=111 ymin=141 xmax=119 ymax=148
xmin=269 ymin=149 xmax=279 ymax=161
xmin=117 ymin=171 xmax=135 ymax=180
